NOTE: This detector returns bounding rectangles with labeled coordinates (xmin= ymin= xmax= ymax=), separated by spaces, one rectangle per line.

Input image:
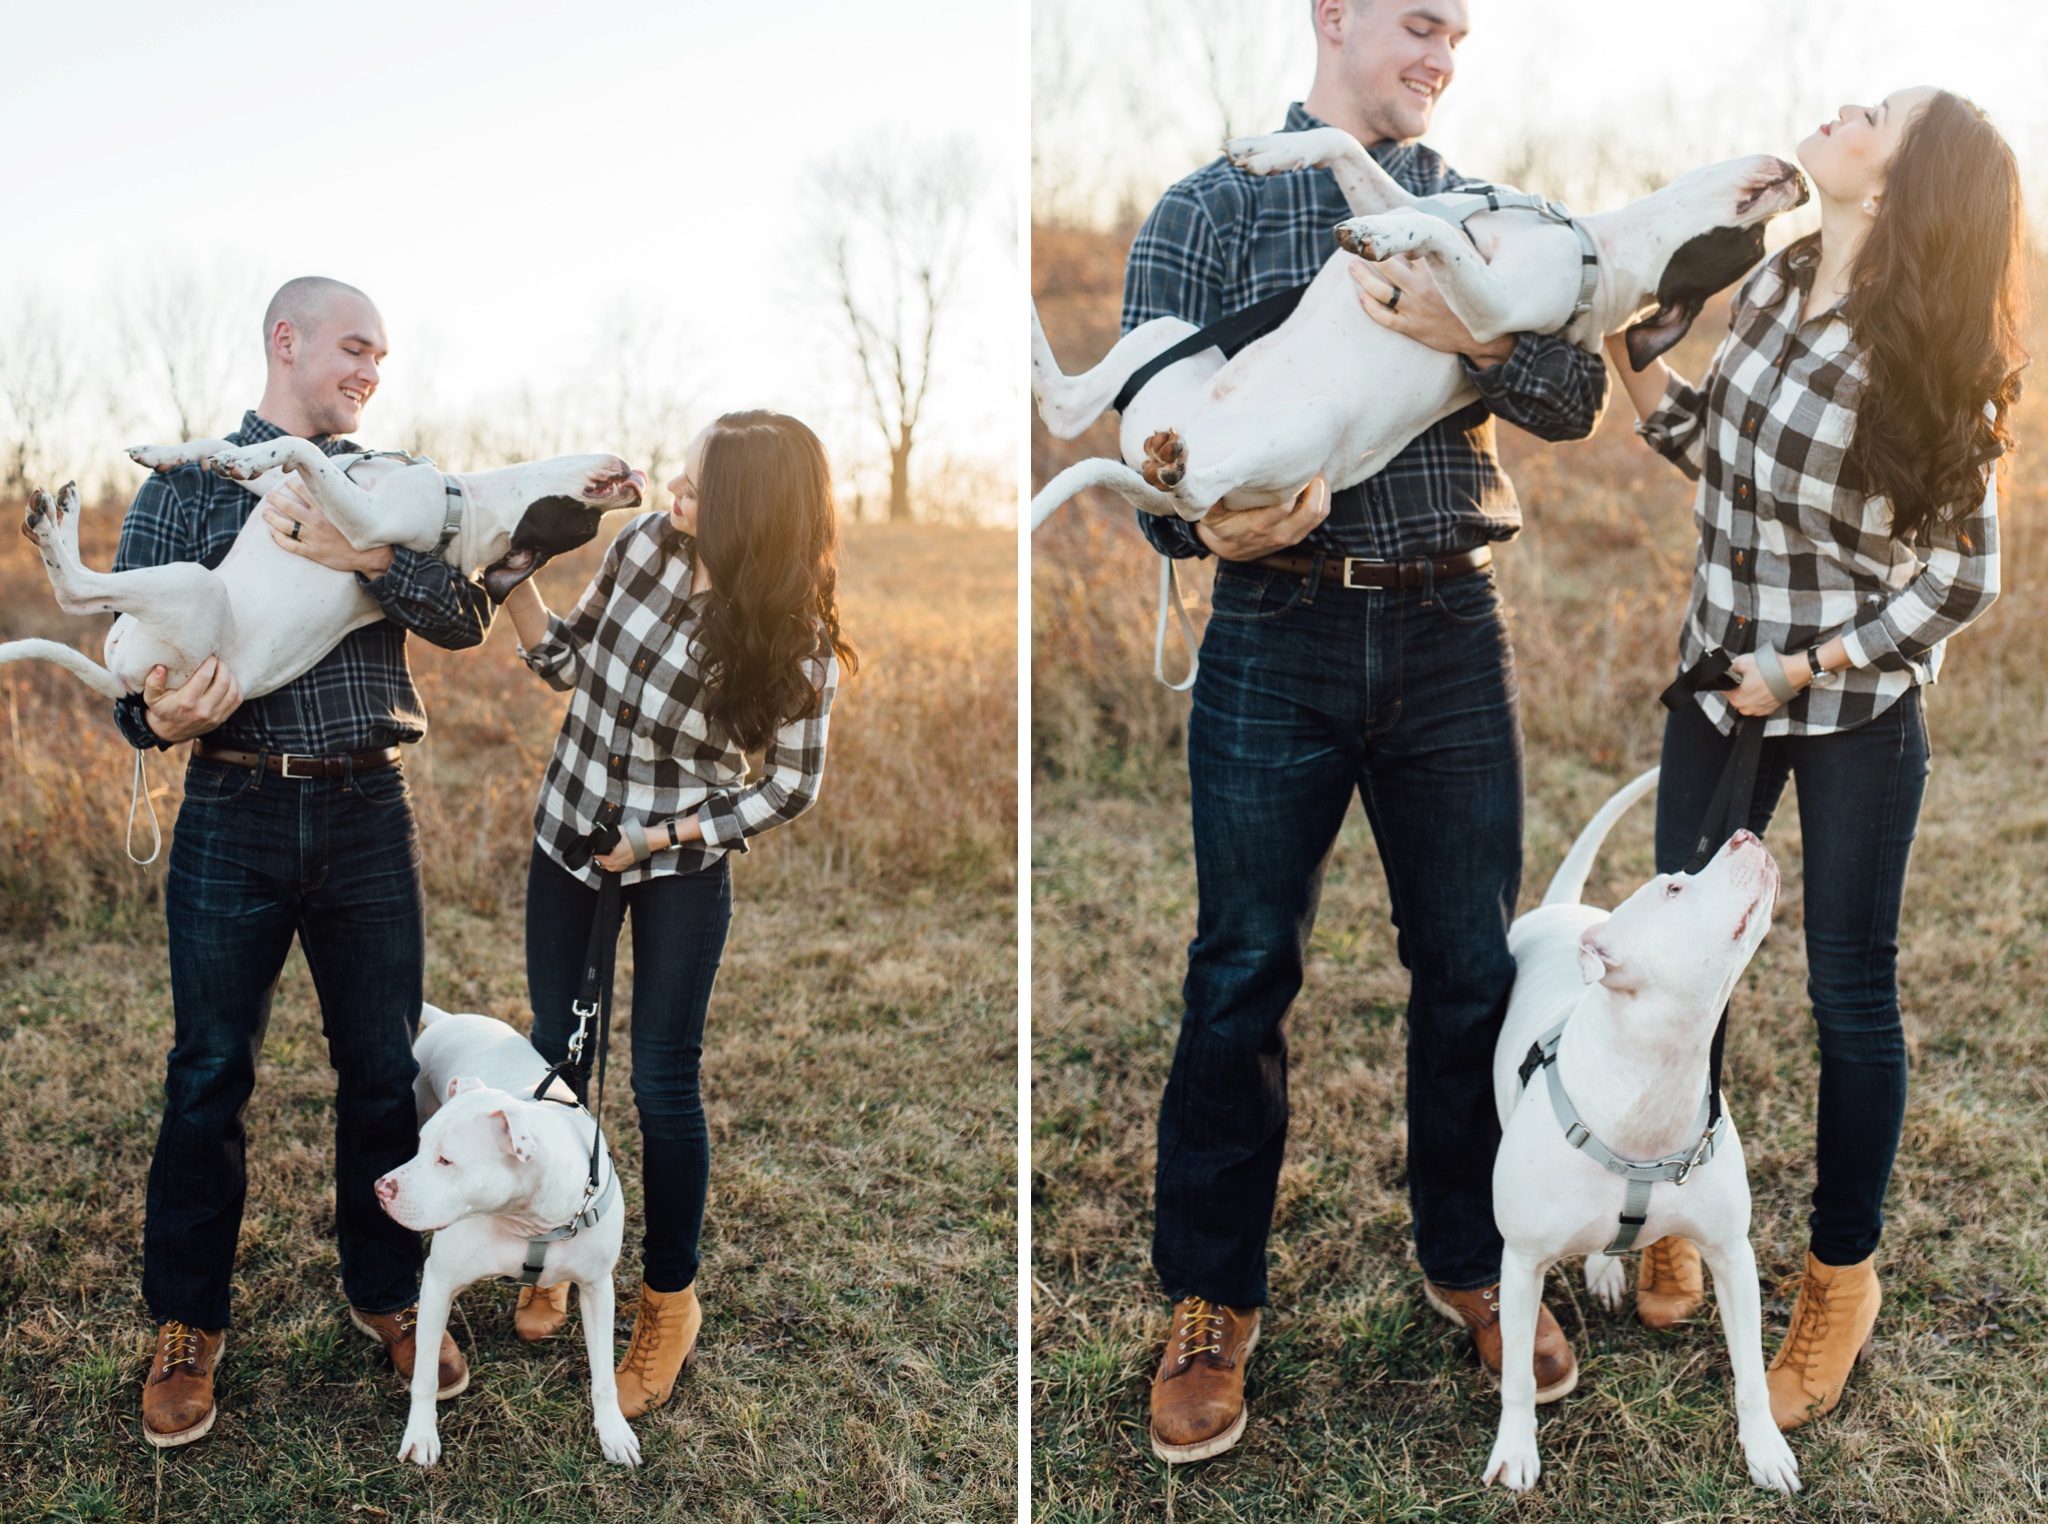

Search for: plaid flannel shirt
xmin=1123 ymin=102 xmax=1609 ymax=561
xmin=522 ymin=512 xmax=838 ymax=888
xmin=1639 ymin=242 xmax=2000 ymax=736
xmin=111 ymin=410 xmax=494 ymax=754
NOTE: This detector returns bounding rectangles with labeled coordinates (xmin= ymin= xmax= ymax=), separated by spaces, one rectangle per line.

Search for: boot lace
xmin=1643 ymin=1238 xmax=1678 ymax=1292
xmin=622 ymin=1293 xmax=685 ymax=1380
xmin=1175 ymin=1297 xmax=1226 ymax=1367
xmin=159 ymin=1320 xmax=204 ymax=1373
xmin=1777 ymin=1271 xmax=1833 ymax=1375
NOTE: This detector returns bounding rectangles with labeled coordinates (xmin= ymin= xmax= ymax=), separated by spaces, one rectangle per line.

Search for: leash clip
xmin=1672 ymin=1117 xmax=1721 ymax=1186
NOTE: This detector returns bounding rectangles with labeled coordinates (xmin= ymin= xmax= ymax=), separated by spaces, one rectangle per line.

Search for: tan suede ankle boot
xmin=615 ymin=1282 xmax=702 ymax=1418
xmin=1767 ymin=1251 xmax=1880 ymax=1430
xmin=514 ymin=1282 xmax=572 ymax=1343
xmin=1636 ymin=1236 xmax=1706 ymax=1329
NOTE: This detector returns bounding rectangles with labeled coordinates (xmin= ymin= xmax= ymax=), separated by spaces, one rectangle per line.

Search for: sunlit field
xmin=0 ymin=505 xmax=1017 ymax=1522
xmin=1031 ymin=222 xmax=2048 ymax=1522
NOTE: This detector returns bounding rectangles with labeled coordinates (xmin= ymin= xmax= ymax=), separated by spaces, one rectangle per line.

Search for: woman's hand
xmin=591 ymin=814 xmax=705 ymax=871
xmin=502 ymin=579 xmax=551 ymax=650
xmin=592 ymin=836 xmax=640 ymax=873
xmin=1725 ymin=652 xmax=1795 ymax=716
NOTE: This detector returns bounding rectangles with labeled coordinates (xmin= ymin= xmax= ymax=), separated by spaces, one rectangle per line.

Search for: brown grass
xmin=1031 ymin=223 xmax=2048 ymax=1521
xmin=0 ymin=506 xmax=1017 ymax=1521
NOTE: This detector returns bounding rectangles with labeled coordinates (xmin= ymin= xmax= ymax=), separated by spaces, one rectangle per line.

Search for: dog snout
xmin=374 ymin=1175 xmax=398 ymax=1205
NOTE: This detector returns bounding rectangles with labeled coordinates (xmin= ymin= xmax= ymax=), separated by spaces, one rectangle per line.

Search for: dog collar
xmin=1517 ymin=1020 xmax=1723 ymax=1255
xmin=499 ymin=1119 xmax=619 ymax=1287
xmin=1410 ymin=184 xmax=1601 ymax=333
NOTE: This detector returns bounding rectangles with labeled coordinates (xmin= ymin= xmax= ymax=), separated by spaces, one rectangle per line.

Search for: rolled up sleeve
xmin=1839 ymin=473 xmax=2001 ymax=672
xmin=1465 ymin=333 xmax=1609 ymax=443
xmin=695 ymin=655 xmax=838 ymax=853
xmin=519 ymin=535 xmax=625 ymax=692
xmin=359 ymin=548 xmax=493 ymax=651
xmin=1635 ymin=372 xmax=1711 ymax=482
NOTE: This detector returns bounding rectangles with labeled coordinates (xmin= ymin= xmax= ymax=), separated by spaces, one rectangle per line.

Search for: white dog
xmin=1028 ymin=127 xmax=1809 ymax=528
xmin=374 ymin=1004 xmax=638 ymax=1468
xmin=2 ymin=438 xmax=645 ymax=704
xmin=1482 ymin=769 xmax=1799 ymax=1494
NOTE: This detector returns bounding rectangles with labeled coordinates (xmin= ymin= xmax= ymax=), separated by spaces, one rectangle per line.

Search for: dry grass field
xmin=1032 ymin=223 xmax=2048 ymax=1522
xmin=0 ymin=503 xmax=1017 ymax=1522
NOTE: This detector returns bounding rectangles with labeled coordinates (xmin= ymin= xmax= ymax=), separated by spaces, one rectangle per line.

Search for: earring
xmin=1861 ymin=198 xmax=1878 ymax=216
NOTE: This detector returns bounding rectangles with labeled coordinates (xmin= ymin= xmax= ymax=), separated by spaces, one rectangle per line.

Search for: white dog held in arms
xmin=1484 ymin=770 xmax=1798 ymax=1494
xmin=1027 ymin=127 xmax=1809 ymax=528
xmin=374 ymin=1004 xmax=638 ymax=1467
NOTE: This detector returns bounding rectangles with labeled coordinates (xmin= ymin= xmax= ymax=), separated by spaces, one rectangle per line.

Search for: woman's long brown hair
xmin=692 ymin=411 xmax=857 ymax=752
xmin=1841 ymin=90 xmax=2028 ymax=544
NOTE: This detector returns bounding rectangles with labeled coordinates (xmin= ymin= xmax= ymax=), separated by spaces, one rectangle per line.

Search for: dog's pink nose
xmin=1729 ymin=829 xmax=1760 ymax=848
xmin=374 ymin=1175 xmax=398 ymax=1205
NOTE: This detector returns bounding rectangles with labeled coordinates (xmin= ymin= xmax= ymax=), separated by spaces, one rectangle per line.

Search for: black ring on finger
xmin=290 ymin=520 xmax=302 ymax=540
xmin=1385 ymin=285 xmax=1402 ymax=312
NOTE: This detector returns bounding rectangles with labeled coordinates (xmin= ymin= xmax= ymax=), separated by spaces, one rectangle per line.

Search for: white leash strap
xmin=126 ymin=748 xmax=162 ymax=866
xmin=1153 ymin=554 xmax=1200 ymax=692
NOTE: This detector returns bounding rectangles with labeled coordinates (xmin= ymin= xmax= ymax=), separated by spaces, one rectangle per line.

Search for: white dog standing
xmin=1483 ymin=770 xmax=1800 ymax=1494
xmin=374 ymin=1004 xmax=639 ymax=1468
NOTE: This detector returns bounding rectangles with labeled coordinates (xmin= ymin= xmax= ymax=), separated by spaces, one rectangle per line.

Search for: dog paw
xmin=21 ymin=487 xmax=53 ymax=546
xmin=1224 ymin=133 xmax=1312 ymax=177
xmin=1140 ymin=429 xmax=1188 ymax=490
xmin=1334 ymin=219 xmax=1393 ymax=262
xmin=127 ymin=444 xmax=188 ymax=472
xmin=207 ymin=445 xmax=272 ymax=481
xmin=1742 ymin=1426 xmax=1800 ymax=1494
xmin=1584 ymin=1252 xmax=1628 ymax=1313
xmin=596 ymin=1412 xmax=642 ymax=1467
xmin=1482 ymin=1435 xmax=1542 ymax=1492
xmin=398 ymin=1420 xmax=442 ymax=1468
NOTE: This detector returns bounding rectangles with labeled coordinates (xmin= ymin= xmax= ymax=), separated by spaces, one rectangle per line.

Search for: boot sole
xmin=1423 ymin=1284 xmax=1578 ymax=1405
xmin=142 ymin=1332 xmax=225 ymax=1448
xmin=348 ymin=1309 xmax=470 ymax=1400
xmin=1149 ymin=1323 xmax=1261 ymax=1465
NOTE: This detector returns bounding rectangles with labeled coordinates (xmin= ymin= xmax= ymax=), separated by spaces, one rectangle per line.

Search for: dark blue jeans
xmin=1154 ymin=557 xmax=1523 ymax=1307
xmin=145 ymin=757 xmax=427 ymax=1329
xmin=1656 ymin=690 xmax=1930 ymax=1266
xmin=525 ymin=845 xmax=731 ymax=1294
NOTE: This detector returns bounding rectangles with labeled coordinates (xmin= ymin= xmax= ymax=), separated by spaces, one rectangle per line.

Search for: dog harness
xmin=502 ymin=1093 xmax=620 ymax=1287
xmin=1408 ymin=184 xmax=1602 ymax=332
xmin=1516 ymin=1020 xmax=1725 ymax=1254
xmin=338 ymin=449 xmax=466 ymax=559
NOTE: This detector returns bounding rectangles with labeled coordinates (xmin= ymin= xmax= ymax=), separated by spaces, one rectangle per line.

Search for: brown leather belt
xmin=194 ymin=740 xmax=401 ymax=779
xmin=1246 ymin=543 xmax=1492 ymax=591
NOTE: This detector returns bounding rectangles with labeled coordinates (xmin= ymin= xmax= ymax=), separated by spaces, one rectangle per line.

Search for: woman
xmin=1605 ymin=87 xmax=2024 ymax=1430
xmin=501 ymin=409 xmax=856 ymax=1417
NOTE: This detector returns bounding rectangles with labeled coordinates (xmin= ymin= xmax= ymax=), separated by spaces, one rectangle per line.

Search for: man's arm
xmin=109 ymin=473 xmax=242 ymax=747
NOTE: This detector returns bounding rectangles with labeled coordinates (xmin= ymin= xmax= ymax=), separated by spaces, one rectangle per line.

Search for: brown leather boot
xmin=141 ymin=1321 xmax=226 ymax=1447
xmin=1149 ymin=1296 xmax=1261 ymax=1463
xmin=1424 ymin=1281 xmax=1578 ymax=1403
xmin=1636 ymin=1236 xmax=1707 ymax=1329
xmin=514 ymin=1282 xmax=573 ymax=1343
xmin=349 ymin=1306 xmax=470 ymax=1399
xmin=1767 ymin=1251 xmax=1880 ymax=1430
xmin=615 ymin=1282 xmax=702 ymax=1418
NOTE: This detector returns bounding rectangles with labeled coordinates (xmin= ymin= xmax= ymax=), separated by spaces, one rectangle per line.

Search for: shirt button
xmin=1736 ymin=616 xmax=1748 ymax=626
xmin=618 ymin=704 xmax=634 ymax=721
xmin=1735 ymin=551 xmax=1745 ymax=565
xmin=608 ymin=754 xmax=623 ymax=770
xmin=1737 ymin=484 xmax=1750 ymax=499
xmin=634 ymin=658 xmax=648 ymax=673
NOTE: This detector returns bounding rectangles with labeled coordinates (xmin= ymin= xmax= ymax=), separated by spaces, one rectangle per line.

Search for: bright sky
xmin=2 ymin=0 xmax=1021 ymax=478
xmin=1033 ymin=0 xmax=2048 ymax=227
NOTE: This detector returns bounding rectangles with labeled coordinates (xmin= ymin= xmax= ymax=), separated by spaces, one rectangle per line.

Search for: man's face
xmin=1328 ymin=0 xmax=1469 ymax=144
xmin=282 ymin=294 xmax=387 ymax=437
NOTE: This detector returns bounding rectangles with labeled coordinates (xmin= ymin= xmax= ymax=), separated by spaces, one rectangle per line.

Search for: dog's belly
xmin=208 ymin=516 xmax=390 ymax=698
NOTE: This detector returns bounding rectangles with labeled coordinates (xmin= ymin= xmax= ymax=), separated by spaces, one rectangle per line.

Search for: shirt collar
xmin=1760 ymin=239 xmax=1849 ymax=328
xmin=1283 ymin=101 xmax=1419 ymax=179
xmin=230 ymin=409 xmax=361 ymax=457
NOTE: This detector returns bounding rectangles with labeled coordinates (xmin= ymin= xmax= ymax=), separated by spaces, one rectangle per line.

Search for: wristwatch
xmin=1805 ymin=642 xmax=1831 ymax=687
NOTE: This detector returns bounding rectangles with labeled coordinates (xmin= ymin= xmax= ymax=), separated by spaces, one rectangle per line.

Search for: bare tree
xmin=0 ymin=294 xmax=82 ymax=500
xmin=579 ymin=301 xmax=700 ymax=490
xmin=811 ymin=136 xmax=982 ymax=523
xmin=115 ymin=265 xmax=260 ymax=441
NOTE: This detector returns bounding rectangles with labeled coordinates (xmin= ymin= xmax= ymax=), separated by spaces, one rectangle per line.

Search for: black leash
xmin=1658 ymin=650 xmax=1768 ymax=1124
xmin=534 ymin=824 xmax=625 ymax=1197
xmin=1110 ymin=282 xmax=1313 ymax=415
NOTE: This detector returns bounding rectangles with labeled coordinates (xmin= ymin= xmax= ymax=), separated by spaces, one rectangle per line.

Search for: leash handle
xmin=126 ymin=748 xmax=162 ymax=866
xmin=1153 ymin=555 xmax=1200 ymax=692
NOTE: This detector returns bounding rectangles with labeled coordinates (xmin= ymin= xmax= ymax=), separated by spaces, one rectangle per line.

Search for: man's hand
xmin=1193 ymin=477 xmax=1331 ymax=561
xmin=143 ymin=656 xmax=243 ymax=743
xmin=1350 ymin=256 xmax=1518 ymax=369
xmin=263 ymin=481 xmax=395 ymax=578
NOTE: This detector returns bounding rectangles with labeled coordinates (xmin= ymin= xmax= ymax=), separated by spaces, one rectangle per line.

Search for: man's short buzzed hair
xmin=262 ymin=276 xmax=373 ymax=345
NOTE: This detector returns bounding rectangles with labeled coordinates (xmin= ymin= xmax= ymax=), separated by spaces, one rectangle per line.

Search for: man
xmin=1129 ymin=2 xmax=1613 ymax=1462
xmin=122 ymin=276 xmax=490 ymax=1447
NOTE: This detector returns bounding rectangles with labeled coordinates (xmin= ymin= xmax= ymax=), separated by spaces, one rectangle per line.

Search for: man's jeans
xmin=1154 ymin=556 xmax=1523 ymax=1308
xmin=143 ymin=756 xmax=427 ymax=1329
xmin=1655 ymin=690 xmax=1930 ymax=1267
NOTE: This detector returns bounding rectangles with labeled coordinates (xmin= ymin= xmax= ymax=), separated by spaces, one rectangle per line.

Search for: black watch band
xmin=1805 ymin=642 xmax=1826 ymax=683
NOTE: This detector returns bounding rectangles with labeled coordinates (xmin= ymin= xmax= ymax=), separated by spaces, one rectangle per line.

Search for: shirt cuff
xmin=1459 ymin=333 xmax=1532 ymax=393
xmin=1635 ymin=378 xmax=1705 ymax=480
xmin=519 ymin=614 xmax=578 ymax=692
xmin=695 ymin=796 xmax=748 ymax=852
xmin=115 ymin=692 xmax=172 ymax=751
xmin=355 ymin=544 xmax=426 ymax=599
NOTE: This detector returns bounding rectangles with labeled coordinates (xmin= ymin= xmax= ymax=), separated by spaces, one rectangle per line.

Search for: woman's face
xmin=1796 ymin=85 xmax=1937 ymax=208
xmin=665 ymin=427 xmax=713 ymax=537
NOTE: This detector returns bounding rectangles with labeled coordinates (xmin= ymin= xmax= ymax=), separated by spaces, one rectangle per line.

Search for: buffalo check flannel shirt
xmin=1122 ymin=102 xmax=1610 ymax=562
xmin=521 ymin=512 xmax=838 ymax=889
xmin=1638 ymin=242 xmax=2000 ymax=737
xmin=111 ymin=410 xmax=494 ymax=754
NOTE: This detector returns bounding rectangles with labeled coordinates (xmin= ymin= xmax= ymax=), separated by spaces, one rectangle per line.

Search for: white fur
xmin=1483 ymin=770 xmax=1799 ymax=1495
xmin=375 ymin=1004 xmax=639 ymax=1468
xmin=1028 ymin=130 xmax=1808 ymax=528
xmin=2 ymin=445 xmax=644 ymax=702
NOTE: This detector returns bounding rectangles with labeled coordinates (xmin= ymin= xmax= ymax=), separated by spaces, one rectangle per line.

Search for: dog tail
xmin=419 ymin=1002 xmax=452 ymax=1029
xmin=0 ymin=639 xmax=127 ymax=699
xmin=1030 ymin=459 xmax=1182 ymax=530
xmin=1541 ymin=767 xmax=1661 ymax=907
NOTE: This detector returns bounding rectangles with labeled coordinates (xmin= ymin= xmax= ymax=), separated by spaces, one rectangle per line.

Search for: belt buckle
xmin=1341 ymin=557 xmax=1388 ymax=591
xmin=279 ymin=753 xmax=316 ymax=780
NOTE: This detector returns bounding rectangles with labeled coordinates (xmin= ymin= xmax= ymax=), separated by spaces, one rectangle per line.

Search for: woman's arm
xmin=695 ymin=654 xmax=840 ymax=854
xmin=502 ymin=580 xmax=552 ymax=649
xmin=517 ymin=530 xmax=629 ymax=692
xmin=1602 ymin=334 xmax=1677 ymax=424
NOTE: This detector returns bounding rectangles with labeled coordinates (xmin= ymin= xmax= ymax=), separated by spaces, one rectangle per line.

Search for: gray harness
xmin=338 ymin=449 xmax=465 ymax=558
xmin=502 ymin=1098 xmax=620 ymax=1287
xmin=1516 ymin=1019 xmax=1724 ymax=1254
xmin=1410 ymin=184 xmax=1601 ymax=334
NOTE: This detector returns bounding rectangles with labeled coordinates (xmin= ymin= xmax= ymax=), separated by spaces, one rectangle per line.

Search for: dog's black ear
xmin=482 ymin=547 xmax=544 ymax=603
xmin=1624 ymin=296 xmax=1704 ymax=371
